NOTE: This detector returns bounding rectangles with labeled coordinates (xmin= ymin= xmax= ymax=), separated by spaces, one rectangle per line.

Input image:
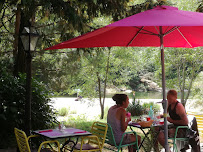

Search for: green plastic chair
xmin=168 ymin=126 xmax=189 ymax=152
xmin=105 ymin=123 xmax=139 ymax=152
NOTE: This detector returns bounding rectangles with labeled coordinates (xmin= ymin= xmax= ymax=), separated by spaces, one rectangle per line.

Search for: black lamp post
xmin=20 ymin=26 xmax=39 ymax=135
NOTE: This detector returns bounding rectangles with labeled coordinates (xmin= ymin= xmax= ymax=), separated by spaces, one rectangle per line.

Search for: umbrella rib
xmin=134 ymin=26 xmax=159 ymax=36
xmin=139 ymin=32 xmax=160 ymax=36
xmin=155 ymin=26 xmax=160 ymax=35
xmin=127 ymin=26 xmax=144 ymax=46
xmin=164 ymin=26 xmax=180 ymax=36
xmin=177 ymin=28 xmax=193 ymax=47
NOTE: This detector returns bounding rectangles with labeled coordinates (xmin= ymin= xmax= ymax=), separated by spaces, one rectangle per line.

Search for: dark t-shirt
xmin=168 ymin=101 xmax=181 ymax=120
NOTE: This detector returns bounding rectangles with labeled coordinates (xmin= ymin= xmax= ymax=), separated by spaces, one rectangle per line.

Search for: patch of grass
xmin=63 ymin=115 xmax=95 ymax=131
xmin=58 ymin=107 xmax=70 ymax=116
xmin=69 ymin=110 xmax=77 ymax=114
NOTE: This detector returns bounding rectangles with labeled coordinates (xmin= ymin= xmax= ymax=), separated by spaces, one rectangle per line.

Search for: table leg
xmin=130 ymin=126 xmax=152 ymax=152
xmin=61 ymin=137 xmax=79 ymax=152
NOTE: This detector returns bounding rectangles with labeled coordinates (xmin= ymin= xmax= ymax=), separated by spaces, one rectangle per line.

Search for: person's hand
xmin=127 ymin=117 xmax=131 ymax=122
xmin=167 ymin=117 xmax=173 ymax=123
xmin=156 ymin=115 xmax=161 ymax=119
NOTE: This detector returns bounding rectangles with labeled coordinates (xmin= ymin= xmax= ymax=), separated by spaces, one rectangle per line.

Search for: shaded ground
xmin=2 ymin=97 xmax=202 ymax=152
xmin=1 ymin=141 xmax=203 ymax=152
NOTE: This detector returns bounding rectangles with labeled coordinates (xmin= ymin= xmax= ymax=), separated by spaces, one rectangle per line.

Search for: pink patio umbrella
xmin=46 ymin=5 xmax=203 ymax=151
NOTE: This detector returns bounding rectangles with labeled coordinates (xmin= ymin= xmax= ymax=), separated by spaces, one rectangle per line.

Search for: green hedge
xmin=0 ymin=70 xmax=57 ymax=148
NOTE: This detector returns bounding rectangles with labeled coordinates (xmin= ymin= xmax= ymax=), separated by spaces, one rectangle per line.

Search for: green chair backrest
xmin=105 ymin=123 xmax=118 ymax=147
xmin=105 ymin=123 xmax=139 ymax=152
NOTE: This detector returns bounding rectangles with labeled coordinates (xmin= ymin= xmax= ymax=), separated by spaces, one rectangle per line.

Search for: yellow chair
xmin=14 ymin=128 xmax=60 ymax=152
xmin=73 ymin=122 xmax=108 ymax=152
xmin=188 ymin=112 xmax=203 ymax=137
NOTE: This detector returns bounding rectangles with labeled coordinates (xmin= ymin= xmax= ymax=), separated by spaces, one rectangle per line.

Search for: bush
xmin=58 ymin=107 xmax=69 ymax=116
xmin=127 ymin=100 xmax=144 ymax=116
xmin=0 ymin=70 xmax=57 ymax=148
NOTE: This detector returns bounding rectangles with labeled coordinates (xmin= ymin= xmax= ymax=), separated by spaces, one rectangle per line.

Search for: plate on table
xmin=129 ymin=121 xmax=140 ymax=126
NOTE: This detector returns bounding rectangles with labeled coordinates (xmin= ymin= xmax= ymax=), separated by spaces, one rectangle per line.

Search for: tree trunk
xmin=13 ymin=5 xmax=21 ymax=58
xmin=13 ymin=11 xmax=28 ymax=76
xmin=96 ymin=72 xmax=104 ymax=119
xmin=102 ymin=48 xmax=111 ymax=114
xmin=181 ymin=58 xmax=186 ymax=106
xmin=184 ymin=63 xmax=195 ymax=106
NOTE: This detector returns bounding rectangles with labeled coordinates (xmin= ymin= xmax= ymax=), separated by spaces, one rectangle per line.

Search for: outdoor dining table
xmin=128 ymin=121 xmax=174 ymax=152
xmin=33 ymin=127 xmax=92 ymax=152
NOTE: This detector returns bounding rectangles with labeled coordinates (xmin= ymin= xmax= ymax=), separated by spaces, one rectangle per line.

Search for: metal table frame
xmin=33 ymin=128 xmax=91 ymax=152
xmin=129 ymin=122 xmax=174 ymax=152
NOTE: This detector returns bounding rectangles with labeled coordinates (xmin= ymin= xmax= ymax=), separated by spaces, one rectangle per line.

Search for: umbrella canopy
xmin=46 ymin=5 xmax=203 ymax=49
xmin=46 ymin=5 xmax=203 ymax=151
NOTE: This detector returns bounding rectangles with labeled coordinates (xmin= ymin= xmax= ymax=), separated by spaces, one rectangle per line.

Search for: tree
xmin=190 ymin=72 xmax=203 ymax=110
xmin=155 ymin=48 xmax=203 ymax=107
xmin=0 ymin=0 xmax=132 ymax=75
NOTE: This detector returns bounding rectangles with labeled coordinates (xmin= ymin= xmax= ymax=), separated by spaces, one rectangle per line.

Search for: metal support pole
xmin=159 ymin=26 xmax=169 ymax=152
xmin=25 ymin=37 xmax=32 ymax=136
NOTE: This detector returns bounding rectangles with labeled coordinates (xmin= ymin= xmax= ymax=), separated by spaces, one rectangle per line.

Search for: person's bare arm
xmin=119 ymin=108 xmax=131 ymax=132
xmin=167 ymin=103 xmax=188 ymax=125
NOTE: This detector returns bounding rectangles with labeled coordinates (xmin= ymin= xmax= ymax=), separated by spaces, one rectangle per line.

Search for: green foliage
xmin=190 ymin=72 xmax=203 ymax=110
xmin=142 ymin=102 xmax=161 ymax=115
xmin=0 ymin=70 xmax=57 ymax=148
xmin=58 ymin=107 xmax=70 ymax=116
xmin=160 ymin=48 xmax=202 ymax=105
xmin=126 ymin=100 xmax=144 ymax=116
xmin=63 ymin=115 xmax=95 ymax=132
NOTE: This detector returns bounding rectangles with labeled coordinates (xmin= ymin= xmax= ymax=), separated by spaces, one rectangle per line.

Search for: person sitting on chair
xmin=156 ymin=89 xmax=188 ymax=151
xmin=107 ymin=94 xmax=141 ymax=152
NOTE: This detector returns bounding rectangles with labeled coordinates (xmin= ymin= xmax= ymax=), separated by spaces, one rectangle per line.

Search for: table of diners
xmin=33 ymin=128 xmax=91 ymax=152
xmin=128 ymin=121 xmax=174 ymax=152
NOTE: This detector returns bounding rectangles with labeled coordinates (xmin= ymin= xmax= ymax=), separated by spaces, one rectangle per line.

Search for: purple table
xmin=33 ymin=128 xmax=91 ymax=151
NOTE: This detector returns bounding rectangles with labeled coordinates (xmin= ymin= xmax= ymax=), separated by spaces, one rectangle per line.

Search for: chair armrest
xmin=27 ymin=134 xmax=60 ymax=151
xmin=118 ymin=131 xmax=138 ymax=147
xmin=27 ymin=135 xmax=40 ymax=141
xmin=38 ymin=140 xmax=60 ymax=152
xmin=81 ymin=135 xmax=98 ymax=139
xmin=81 ymin=135 xmax=100 ymax=144
xmin=79 ymin=135 xmax=101 ymax=150
xmin=174 ymin=126 xmax=189 ymax=138
xmin=122 ymin=131 xmax=138 ymax=136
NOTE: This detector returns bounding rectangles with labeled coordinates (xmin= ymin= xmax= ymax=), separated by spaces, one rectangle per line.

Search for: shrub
xmin=0 ymin=70 xmax=57 ymax=148
xmin=58 ymin=107 xmax=69 ymax=116
xmin=69 ymin=110 xmax=77 ymax=114
xmin=127 ymin=100 xmax=144 ymax=116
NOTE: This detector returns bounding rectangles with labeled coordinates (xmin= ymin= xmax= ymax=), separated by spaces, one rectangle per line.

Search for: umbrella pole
xmin=160 ymin=26 xmax=169 ymax=152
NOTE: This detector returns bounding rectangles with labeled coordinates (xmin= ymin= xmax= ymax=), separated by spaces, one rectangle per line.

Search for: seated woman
xmin=107 ymin=94 xmax=141 ymax=152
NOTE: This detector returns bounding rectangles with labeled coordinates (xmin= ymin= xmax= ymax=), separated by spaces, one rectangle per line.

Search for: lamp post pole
xmin=20 ymin=26 xmax=39 ymax=135
xmin=25 ymin=39 xmax=32 ymax=136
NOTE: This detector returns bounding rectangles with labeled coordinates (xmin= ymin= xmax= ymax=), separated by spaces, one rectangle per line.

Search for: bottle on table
xmin=148 ymin=106 xmax=154 ymax=120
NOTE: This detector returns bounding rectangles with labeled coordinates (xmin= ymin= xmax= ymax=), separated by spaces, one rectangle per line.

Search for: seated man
xmin=156 ymin=89 xmax=188 ymax=151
